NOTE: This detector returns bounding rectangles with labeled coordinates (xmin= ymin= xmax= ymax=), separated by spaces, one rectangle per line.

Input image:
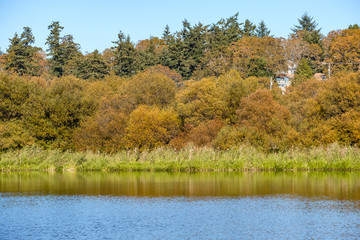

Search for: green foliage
xmin=243 ymin=19 xmax=256 ymax=37
xmin=112 ymin=31 xmax=138 ymax=76
xmin=4 ymin=27 xmax=40 ymax=76
xmin=293 ymin=58 xmax=313 ymax=86
xmin=1 ymin=145 xmax=359 ymax=172
xmin=65 ymin=50 xmax=109 ymax=79
xmin=348 ymin=24 xmax=359 ymax=30
xmin=291 ymin=13 xmax=322 ymax=45
xmin=46 ymin=21 xmax=65 ymax=76
xmin=256 ymin=20 xmax=271 ymax=38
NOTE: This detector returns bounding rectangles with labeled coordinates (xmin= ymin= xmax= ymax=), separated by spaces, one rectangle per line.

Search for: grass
xmin=0 ymin=144 xmax=360 ymax=172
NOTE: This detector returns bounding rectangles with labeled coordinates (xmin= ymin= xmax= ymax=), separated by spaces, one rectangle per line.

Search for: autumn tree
xmin=230 ymin=36 xmax=286 ymax=77
xmin=74 ymin=108 xmax=128 ymax=152
xmin=125 ymin=105 xmax=180 ymax=150
xmin=21 ymin=76 xmax=96 ymax=149
xmin=326 ymin=29 xmax=360 ymax=73
xmin=175 ymin=78 xmax=228 ymax=126
xmin=236 ymin=89 xmax=297 ymax=151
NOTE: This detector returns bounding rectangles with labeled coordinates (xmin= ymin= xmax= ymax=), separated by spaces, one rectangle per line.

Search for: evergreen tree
xmin=5 ymin=27 xmax=39 ymax=76
xmin=291 ymin=13 xmax=322 ymax=45
xmin=256 ymin=20 xmax=271 ymax=37
xmin=61 ymin=34 xmax=81 ymax=62
xmin=348 ymin=24 xmax=359 ymax=30
xmin=293 ymin=58 xmax=313 ymax=86
xmin=68 ymin=50 xmax=108 ymax=80
xmin=243 ymin=19 xmax=256 ymax=37
xmin=46 ymin=21 xmax=65 ymax=77
xmin=161 ymin=20 xmax=208 ymax=79
xmin=137 ymin=37 xmax=160 ymax=70
xmin=112 ymin=31 xmax=138 ymax=76
xmin=208 ymin=13 xmax=243 ymax=48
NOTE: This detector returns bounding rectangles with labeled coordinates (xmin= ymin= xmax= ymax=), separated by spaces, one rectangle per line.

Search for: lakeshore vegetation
xmin=0 ymin=14 xmax=359 ymax=171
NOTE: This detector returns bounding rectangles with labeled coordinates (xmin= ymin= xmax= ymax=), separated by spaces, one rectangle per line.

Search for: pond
xmin=1 ymin=172 xmax=359 ymax=239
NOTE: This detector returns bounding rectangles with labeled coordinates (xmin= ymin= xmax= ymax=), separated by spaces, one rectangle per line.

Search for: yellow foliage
xmin=125 ymin=105 xmax=180 ymax=150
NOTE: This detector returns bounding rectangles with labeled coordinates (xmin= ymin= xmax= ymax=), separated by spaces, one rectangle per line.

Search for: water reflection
xmin=0 ymin=171 xmax=359 ymax=200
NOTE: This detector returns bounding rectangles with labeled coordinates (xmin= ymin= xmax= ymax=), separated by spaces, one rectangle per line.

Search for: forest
xmin=0 ymin=13 xmax=359 ymax=154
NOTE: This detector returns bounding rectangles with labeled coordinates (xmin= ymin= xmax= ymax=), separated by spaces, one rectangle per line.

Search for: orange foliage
xmin=74 ymin=109 xmax=128 ymax=153
xmin=170 ymin=119 xmax=224 ymax=148
xmin=230 ymin=36 xmax=286 ymax=76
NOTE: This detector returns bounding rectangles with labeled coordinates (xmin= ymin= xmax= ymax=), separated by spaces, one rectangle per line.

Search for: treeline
xmin=0 ymin=13 xmax=359 ymax=153
xmin=1 ymin=68 xmax=359 ymax=152
xmin=0 ymin=13 xmax=359 ymax=80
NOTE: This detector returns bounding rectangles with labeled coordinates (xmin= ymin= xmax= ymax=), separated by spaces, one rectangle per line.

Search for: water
xmin=1 ymin=172 xmax=359 ymax=239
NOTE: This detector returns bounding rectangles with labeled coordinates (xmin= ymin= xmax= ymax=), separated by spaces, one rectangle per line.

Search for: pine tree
xmin=112 ymin=31 xmax=138 ymax=76
xmin=293 ymin=58 xmax=313 ymax=86
xmin=243 ymin=19 xmax=256 ymax=37
xmin=256 ymin=20 xmax=271 ymax=37
xmin=348 ymin=24 xmax=359 ymax=30
xmin=69 ymin=50 xmax=109 ymax=80
xmin=46 ymin=21 xmax=65 ymax=77
xmin=5 ymin=27 xmax=39 ymax=76
xmin=291 ymin=13 xmax=322 ymax=45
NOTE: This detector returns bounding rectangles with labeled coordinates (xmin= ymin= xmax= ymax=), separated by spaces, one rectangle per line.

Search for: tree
xmin=230 ymin=36 xmax=286 ymax=78
xmin=243 ymin=19 xmax=256 ymax=37
xmin=61 ymin=34 xmax=81 ymax=63
xmin=160 ymin=20 xmax=208 ymax=79
xmin=125 ymin=105 xmax=180 ymax=150
xmin=236 ymin=89 xmax=297 ymax=151
xmin=293 ymin=58 xmax=313 ymax=86
xmin=74 ymin=108 xmax=128 ymax=152
xmin=348 ymin=24 xmax=359 ymax=30
xmin=256 ymin=20 xmax=271 ymax=37
xmin=175 ymin=78 xmax=228 ymax=126
xmin=326 ymin=29 xmax=360 ymax=73
xmin=4 ymin=27 xmax=40 ymax=76
xmin=283 ymin=37 xmax=323 ymax=73
xmin=112 ymin=31 xmax=138 ymax=76
xmin=136 ymin=37 xmax=165 ymax=70
xmin=291 ymin=13 xmax=322 ymax=45
xmin=46 ymin=21 xmax=65 ymax=77
xmin=65 ymin=50 xmax=109 ymax=80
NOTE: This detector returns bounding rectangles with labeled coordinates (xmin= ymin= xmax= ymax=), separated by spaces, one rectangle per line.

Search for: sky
xmin=0 ymin=0 xmax=359 ymax=54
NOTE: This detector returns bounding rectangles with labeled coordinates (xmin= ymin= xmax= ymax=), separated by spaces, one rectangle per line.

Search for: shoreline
xmin=1 ymin=146 xmax=359 ymax=172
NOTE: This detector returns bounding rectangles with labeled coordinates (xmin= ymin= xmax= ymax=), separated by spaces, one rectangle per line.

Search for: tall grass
xmin=0 ymin=144 xmax=359 ymax=172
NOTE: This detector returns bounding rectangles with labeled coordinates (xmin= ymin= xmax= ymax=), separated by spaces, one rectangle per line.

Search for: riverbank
xmin=0 ymin=145 xmax=359 ymax=172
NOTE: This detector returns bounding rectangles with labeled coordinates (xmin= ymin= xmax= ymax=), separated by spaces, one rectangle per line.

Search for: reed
xmin=0 ymin=144 xmax=359 ymax=172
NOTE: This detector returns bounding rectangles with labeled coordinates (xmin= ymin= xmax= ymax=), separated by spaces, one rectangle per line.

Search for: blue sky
xmin=0 ymin=0 xmax=359 ymax=53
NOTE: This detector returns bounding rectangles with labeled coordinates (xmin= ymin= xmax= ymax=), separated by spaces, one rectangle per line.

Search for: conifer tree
xmin=112 ymin=31 xmax=138 ymax=76
xmin=243 ymin=19 xmax=256 ymax=37
xmin=46 ymin=21 xmax=65 ymax=77
xmin=5 ymin=27 xmax=39 ymax=76
xmin=293 ymin=58 xmax=313 ymax=86
xmin=256 ymin=20 xmax=271 ymax=37
xmin=291 ymin=13 xmax=322 ymax=45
